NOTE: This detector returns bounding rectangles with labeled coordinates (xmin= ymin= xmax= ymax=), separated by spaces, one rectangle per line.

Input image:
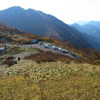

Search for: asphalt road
xmin=18 ymin=44 xmax=77 ymax=59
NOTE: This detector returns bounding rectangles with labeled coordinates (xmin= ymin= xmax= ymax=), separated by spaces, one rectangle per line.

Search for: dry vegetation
xmin=0 ymin=31 xmax=100 ymax=99
xmin=0 ymin=59 xmax=100 ymax=100
xmin=0 ymin=47 xmax=38 ymax=66
xmin=25 ymin=49 xmax=100 ymax=65
xmin=23 ymin=34 xmax=100 ymax=65
xmin=1 ymin=30 xmax=100 ymax=64
xmin=25 ymin=50 xmax=76 ymax=63
xmin=0 ymin=47 xmax=100 ymax=100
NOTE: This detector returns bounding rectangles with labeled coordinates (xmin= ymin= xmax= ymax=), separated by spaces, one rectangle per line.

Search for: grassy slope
xmin=0 ymin=31 xmax=100 ymax=99
xmin=0 ymin=59 xmax=100 ymax=100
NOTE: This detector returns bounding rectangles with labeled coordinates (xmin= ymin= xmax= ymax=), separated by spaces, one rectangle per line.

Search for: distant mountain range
xmin=76 ymin=21 xmax=88 ymax=25
xmin=0 ymin=6 xmax=93 ymax=49
xmin=71 ymin=21 xmax=100 ymax=51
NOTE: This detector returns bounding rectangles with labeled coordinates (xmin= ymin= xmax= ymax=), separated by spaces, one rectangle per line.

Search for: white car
xmin=53 ymin=46 xmax=58 ymax=50
xmin=58 ymin=47 xmax=63 ymax=51
xmin=44 ymin=44 xmax=50 ymax=48
xmin=47 ymin=44 xmax=51 ymax=46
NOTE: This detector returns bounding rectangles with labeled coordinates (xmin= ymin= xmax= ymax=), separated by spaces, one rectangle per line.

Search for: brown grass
xmin=2 ymin=56 xmax=14 ymax=66
xmin=0 ymin=60 xmax=100 ymax=100
xmin=3 ymin=60 xmax=14 ymax=66
xmin=25 ymin=49 xmax=100 ymax=65
xmin=25 ymin=50 xmax=78 ymax=63
xmin=6 ymin=56 xmax=14 ymax=60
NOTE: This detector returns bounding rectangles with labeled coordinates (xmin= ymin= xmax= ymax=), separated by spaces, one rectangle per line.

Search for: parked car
xmin=62 ymin=50 xmax=68 ymax=53
xmin=70 ymin=53 xmax=76 ymax=57
xmin=53 ymin=46 xmax=58 ymax=50
xmin=58 ymin=47 xmax=63 ymax=51
xmin=44 ymin=44 xmax=50 ymax=48
xmin=47 ymin=44 xmax=51 ymax=46
xmin=38 ymin=42 xmax=43 ymax=45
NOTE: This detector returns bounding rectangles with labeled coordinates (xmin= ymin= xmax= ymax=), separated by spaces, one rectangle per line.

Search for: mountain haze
xmin=76 ymin=21 xmax=88 ymax=25
xmin=71 ymin=22 xmax=100 ymax=51
xmin=0 ymin=6 xmax=92 ymax=49
xmin=88 ymin=21 xmax=100 ymax=30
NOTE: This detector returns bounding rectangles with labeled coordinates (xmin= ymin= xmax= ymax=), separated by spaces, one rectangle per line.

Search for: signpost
xmin=31 ymin=39 xmax=36 ymax=48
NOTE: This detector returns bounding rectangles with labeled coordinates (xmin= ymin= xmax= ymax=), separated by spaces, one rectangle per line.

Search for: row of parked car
xmin=38 ymin=42 xmax=69 ymax=53
xmin=53 ymin=46 xmax=69 ymax=53
xmin=38 ymin=42 xmax=50 ymax=48
xmin=38 ymin=42 xmax=76 ymax=57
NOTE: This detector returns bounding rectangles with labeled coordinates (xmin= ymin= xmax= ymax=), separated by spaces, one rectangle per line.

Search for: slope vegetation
xmin=0 ymin=59 xmax=100 ymax=100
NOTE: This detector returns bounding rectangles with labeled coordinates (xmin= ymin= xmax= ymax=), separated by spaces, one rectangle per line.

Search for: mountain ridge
xmin=71 ymin=21 xmax=100 ymax=51
xmin=0 ymin=6 xmax=93 ymax=49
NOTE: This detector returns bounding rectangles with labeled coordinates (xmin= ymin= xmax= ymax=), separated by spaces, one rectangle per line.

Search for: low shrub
xmin=3 ymin=59 xmax=14 ymax=66
xmin=25 ymin=50 xmax=78 ymax=63
xmin=2 ymin=56 xmax=14 ymax=66
xmin=94 ymin=60 xmax=100 ymax=64
xmin=0 ymin=58 xmax=3 ymax=61
xmin=5 ymin=47 xmax=25 ymax=55
xmin=6 ymin=56 xmax=14 ymax=60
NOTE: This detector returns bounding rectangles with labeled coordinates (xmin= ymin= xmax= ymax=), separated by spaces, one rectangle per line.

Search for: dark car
xmin=38 ymin=42 xmax=43 ymax=45
xmin=62 ymin=50 xmax=68 ymax=53
xmin=70 ymin=53 xmax=76 ymax=57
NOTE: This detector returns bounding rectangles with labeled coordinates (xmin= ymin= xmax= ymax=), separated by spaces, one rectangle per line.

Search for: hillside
xmin=71 ymin=22 xmax=100 ymax=51
xmin=0 ymin=6 xmax=92 ymax=49
xmin=0 ymin=47 xmax=100 ymax=100
xmin=73 ymin=22 xmax=100 ymax=38
xmin=0 ymin=21 xmax=100 ymax=100
xmin=0 ymin=21 xmax=14 ymax=31
xmin=0 ymin=21 xmax=28 ymax=43
xmin=88 ymin=21 xmax=100 ymax=30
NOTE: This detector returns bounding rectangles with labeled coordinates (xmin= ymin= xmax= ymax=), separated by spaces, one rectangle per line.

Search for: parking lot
xmin=19 ymin=43 xmax=77 ymax=59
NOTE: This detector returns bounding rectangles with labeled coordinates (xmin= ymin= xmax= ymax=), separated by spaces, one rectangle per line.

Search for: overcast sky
xmin=0 ymin=0 xmax=100 ymax=24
